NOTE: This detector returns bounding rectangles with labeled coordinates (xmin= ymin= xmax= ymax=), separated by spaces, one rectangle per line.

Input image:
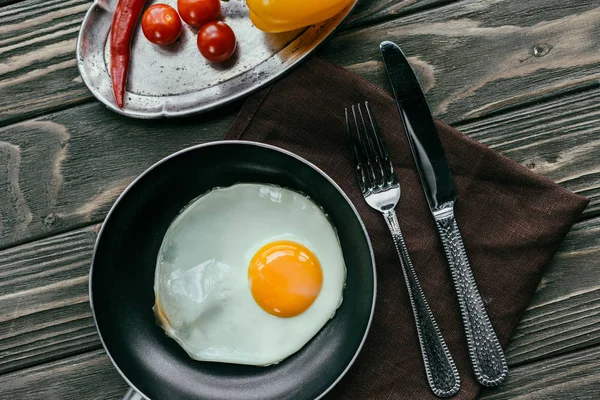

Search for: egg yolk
xmin=248 ymin=240 xmax=323 ymax=318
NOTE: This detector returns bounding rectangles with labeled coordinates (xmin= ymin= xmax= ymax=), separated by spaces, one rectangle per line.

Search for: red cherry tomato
xmin=177 ymin=0 xmax=221 ymax=28
xmin=141 ymin=4 xmax=182 ymax=45
xmin=197 ymin=21 xmax=236 ymax=63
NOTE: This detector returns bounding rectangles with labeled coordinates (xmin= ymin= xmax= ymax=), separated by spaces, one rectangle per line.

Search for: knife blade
xmin=380 ymin=41 xmax=456 ymax=212
xmin=380 ymin=40 xmax=508 ymax=387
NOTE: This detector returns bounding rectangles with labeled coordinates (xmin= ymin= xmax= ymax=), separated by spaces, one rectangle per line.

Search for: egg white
xmin=154 ymin=183 xmax=346 ymax=366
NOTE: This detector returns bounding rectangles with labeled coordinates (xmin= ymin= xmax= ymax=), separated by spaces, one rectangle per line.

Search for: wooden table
xmin=0 ymin=0 xmax=599 ymax=398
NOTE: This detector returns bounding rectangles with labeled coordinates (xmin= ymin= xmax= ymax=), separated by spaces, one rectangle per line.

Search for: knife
xmin=380 ymin=40 xmax=508 ymax=387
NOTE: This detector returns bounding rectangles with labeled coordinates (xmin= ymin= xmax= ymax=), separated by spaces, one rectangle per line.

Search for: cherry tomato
xmin=177 ymin=0 xmax=221 ymax=28
xmin=141 ymin=4 xmax=182 ymax=45
xmin=197 ymin=21 xmax=236 ymax=63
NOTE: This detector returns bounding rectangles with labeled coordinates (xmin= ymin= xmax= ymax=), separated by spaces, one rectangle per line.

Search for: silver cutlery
xmin=380 ymin=40 xmax=508 ymax=387
xmin=346 ymin=102 xmax=460 ymax=397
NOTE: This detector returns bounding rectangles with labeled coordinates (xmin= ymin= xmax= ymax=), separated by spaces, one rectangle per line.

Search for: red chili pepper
xmin=110 ymin=0 xmax=146 ymax=108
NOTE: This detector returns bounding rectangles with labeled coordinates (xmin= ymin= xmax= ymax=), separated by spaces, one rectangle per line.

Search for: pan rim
xmin=89 ymin=140 xmax=377 ymax=400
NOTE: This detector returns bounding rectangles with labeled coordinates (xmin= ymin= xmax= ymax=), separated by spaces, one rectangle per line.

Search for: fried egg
xmin=154 ymin=183 xmax=346 ymax=366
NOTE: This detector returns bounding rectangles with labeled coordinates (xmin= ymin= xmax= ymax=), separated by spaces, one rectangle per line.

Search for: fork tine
xmin=357 ymin=103 xmax=385 ymax=186
xmin=364 ymin=101 xmax=396 ymax=183
xmin=364 ymin=102 xmax=389 ymax=160
xmin=345 ymin=108 xmax=360 ymax=162
xmin=357 ymin=104 xmax=379 ymax=163
xmin=352 ymin=105 xmax=377 ymax=186
xmin=346 ymin=107 xmax=369 ymax=193
xmin=352 ymin=105 xmax=369 ymax=160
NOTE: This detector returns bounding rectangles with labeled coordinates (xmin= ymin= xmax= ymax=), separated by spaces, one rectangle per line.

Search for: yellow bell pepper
xmin=247 ymin=0 xmax=355 ymax=33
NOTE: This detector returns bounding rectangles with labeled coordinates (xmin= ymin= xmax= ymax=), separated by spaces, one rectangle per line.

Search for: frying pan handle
xmin=123 ymin=388 xmax=145 ymax=400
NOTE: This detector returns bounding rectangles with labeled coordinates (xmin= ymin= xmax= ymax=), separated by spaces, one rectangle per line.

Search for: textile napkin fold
xmin=224 ymin=57 xmax=588 ymax=399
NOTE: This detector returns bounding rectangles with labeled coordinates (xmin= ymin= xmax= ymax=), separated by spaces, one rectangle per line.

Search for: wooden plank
xmin=345 ymin=0 xmax=456 ymax=29
xmin=457 ymin=87 xmax=600 ymax=219
xmin=2 ymin=85 xmax=600 ymax=251
xmin=0 ymin=344 xmax=597 ymax=399
xmin=322 ymin=0 xmax=600 ymax=123
xmin=2 ymin=0 xmax=600 ymax=125
xmin=0 ymin=226 xmax=100 ymax=374
xmin=503 ymin=217 xmax=600 ymax=365
xmin=0 ymin=211 xmax=598 ymax=375
xmin=0 ymin=350 xmax=129 ymax=400
xmin=481 ymin=346 xmax=600 ymax=399
xmin=0 ymin=102 xmax=235 ymax=250
xmin=0 ymin=0 xmax=92 ymax=126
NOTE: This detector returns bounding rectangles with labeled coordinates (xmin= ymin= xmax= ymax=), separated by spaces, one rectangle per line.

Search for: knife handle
xmin=434 ymin=204 xmax=508 ymax=387
xmin=383 ymin=210 xmax=460 ymax=397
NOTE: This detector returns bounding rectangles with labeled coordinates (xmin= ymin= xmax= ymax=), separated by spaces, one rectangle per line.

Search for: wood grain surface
xmin=459 ymin=86 xmax=600 ymax=219
xmin=2 ymin=0 xmax=600 ymax=126
xmin=482 ymin=346 xmax=600 ymax=400
xmin=323 ymin=0 xmax=600 ymax=123
xmin=503 ymin=216 xmax=600 ymax=366
xmin=0 ymin=345 xmax=598 ymax=400
xmin=1 ymin=0 xmax=599 ymax=398
xmin=0 ymin=350 xmax=130 ymax=400
xmin=2 ymin=85 xmax=600 ymax=250
xmin=0 ymin=226 xmax=100 ymax=374
xmin=346 ymin=0 xmax=457 ymax=28
xmin=0 ymin=0 xmax=92 ymax=126
xmin=0 ymin=214 xmax=598 ymax=375
xmin=0 ymin=102 xmax=235 ymax=250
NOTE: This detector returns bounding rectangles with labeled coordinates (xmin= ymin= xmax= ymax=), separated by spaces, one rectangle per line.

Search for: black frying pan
xmin=90 ymin=141 xmax=376 ymax=400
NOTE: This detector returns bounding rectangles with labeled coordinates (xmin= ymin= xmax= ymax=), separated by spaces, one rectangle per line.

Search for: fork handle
xmin=383 ymin=210 xmax=460 ymax=397
xmin=433 ymin=204 xmax=508 ymax=387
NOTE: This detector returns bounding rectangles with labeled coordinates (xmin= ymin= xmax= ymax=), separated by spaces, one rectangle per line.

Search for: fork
xmin=346 ymin=102 xmax=460 ymax=397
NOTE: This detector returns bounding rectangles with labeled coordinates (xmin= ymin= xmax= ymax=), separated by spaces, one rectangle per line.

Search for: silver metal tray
xmin=77 ymin=0 xmax=357 ymax=118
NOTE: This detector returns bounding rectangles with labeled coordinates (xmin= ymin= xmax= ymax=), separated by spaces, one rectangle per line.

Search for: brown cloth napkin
xmin=224 ymin=57 xmax=589 ymax=399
